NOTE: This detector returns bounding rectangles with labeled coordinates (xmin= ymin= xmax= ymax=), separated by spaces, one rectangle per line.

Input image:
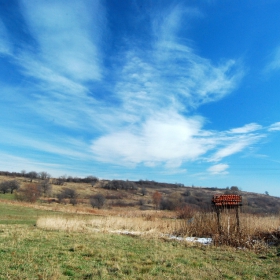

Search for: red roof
xmin=212 ymin=194 xmax=242 ymax=206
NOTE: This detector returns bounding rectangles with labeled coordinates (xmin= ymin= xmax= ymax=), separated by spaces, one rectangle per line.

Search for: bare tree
xmin=140 ymin=187 xmax=147 ymax=196
xmin=57 ymin=188 xmax=78 ymax=205
xmin=38 ymin=171 xmax=51 ymax=180
xmin=39 ymin=180 xmax=52 ymax=196
xmin=85 ymin=176 xmax=99 ymax=185
xmin=90 ymin=194 xmax=106 ymax=209
xmin=0 ymin=181 xmax=10 ymax=194
xmin=8 ymin=180 xmax=20 ymax=194
xmin=27 ymin=171 xmax=38 ymax=182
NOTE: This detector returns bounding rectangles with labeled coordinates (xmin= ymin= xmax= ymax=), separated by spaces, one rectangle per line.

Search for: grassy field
xmin=0 ymin=202 xmax=280 ymax=279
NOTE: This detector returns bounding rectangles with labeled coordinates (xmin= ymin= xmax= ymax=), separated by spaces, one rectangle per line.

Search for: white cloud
xmin=91 ymin=112 xmax=267 ymax=167
xmin=229 ymin=123 xmax=262 ymax=134
xmin=20 ymin=0 xmax=105 ymax=82
xmin=0 ymin=127 xmax=91 ymax=160
xmin=150 ymin=5 xmax=244 ymax=109
xmin=209 ymin=135 xmax=264 ymax=162
xmin=91 ymin=111 xmax=213 ymax=166
xmin=266 ymin=47 xmax=280 ymax=72
xmin=268 ymin=122 xmax=280 ymax=131
xmin=207 ymin=164 xmax=229 ymax=175
xmin=0 ymin=153 xmax=63 ymax=176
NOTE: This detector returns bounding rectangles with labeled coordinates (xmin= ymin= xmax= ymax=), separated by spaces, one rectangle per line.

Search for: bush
xmin=140 ymin=188 xmax=147 ymax=196
xmin=15 ymin=183 xmax=41 ymax=203
xmin=152 ymin=191 xmax=162 ymax=210
xmin=139 ymin=199 xmax=145 ymax=206
xmin=57 ymin=188 xmax=78 ymax=205
xmin=0 ymin=181 xmax=10 ymax=194
xmin=176 ymin=205 xmax=197 ymax=219
xmin=0 ymin=180 xmax=20 ymax=194
xmin=90 ymin=194 xmax=106 ymax=209
xmin=160 ymin=193 xmax=184 ymax=210
xmin=102 ymin=180 xmax=138 ymax=191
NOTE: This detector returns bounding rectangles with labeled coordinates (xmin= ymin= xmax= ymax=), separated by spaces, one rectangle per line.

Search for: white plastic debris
xmin=168 ymin=235 xmax=212 ymax=245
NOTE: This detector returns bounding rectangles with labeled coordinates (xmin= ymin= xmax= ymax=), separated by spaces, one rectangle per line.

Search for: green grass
xmin=0 ymin=193 xmax=15 ymax=200
xmin=0 ymin=202 xmax=84 ymax=225
xmin=0 ymin=202 xmax=280 ymax=279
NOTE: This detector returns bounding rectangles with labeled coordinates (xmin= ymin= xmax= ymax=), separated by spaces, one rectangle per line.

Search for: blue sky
xmin=1 ymin=0 xmax=280 ymax=196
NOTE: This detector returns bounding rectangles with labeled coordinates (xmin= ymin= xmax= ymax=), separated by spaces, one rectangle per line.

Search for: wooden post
xmin=236 ymin=207 xmax=240 ymax=234
xmin=216 ymin=208 xmax=222 ymax=235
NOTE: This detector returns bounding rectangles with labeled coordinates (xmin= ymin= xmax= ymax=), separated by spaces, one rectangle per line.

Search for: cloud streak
xmin=207 ymin=164 xmax=229 ymax=175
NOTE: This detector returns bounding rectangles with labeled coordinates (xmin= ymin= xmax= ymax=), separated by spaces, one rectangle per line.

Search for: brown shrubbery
xmin=15 ymin=183 xmax=41 ymax=203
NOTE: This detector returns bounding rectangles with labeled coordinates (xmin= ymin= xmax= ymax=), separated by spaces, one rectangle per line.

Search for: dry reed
xmin=36 ymin=208 xmax=280 ymax=249
xmin=36 ymin=214 xmax=178 ymax=238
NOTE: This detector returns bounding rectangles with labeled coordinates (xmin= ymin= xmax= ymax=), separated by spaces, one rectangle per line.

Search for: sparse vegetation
xmin=0 ymin=202 xmax=280 ymax=279
xmin=0 ymin=172 xmax=280 ymax=253
xmin=15 ymin=183 xmax=41 ymax=203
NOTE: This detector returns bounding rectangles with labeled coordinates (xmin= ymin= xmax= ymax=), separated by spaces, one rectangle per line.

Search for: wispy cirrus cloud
xmin=1 ymin=1 xmax=277 ymax=179
xmin=207 ymin=164 xmax=229 ymax=175
xmin=0 ymin=127 xmax=91 ymax=160
xmin=150 ymin=4 xmax=244 ymax=109
xmin=0 ymin=19 xmax=11 ymax=55
xmin=20 ymin=0 xmax=105 ymax=82
xmin=228 ymin=123 xmax=262 ymax=134
xmin=266 ymin=46 xmax=280 ymax=72
xmin=209 ymin=134 xmax=264 ymax=162
xmin=268 ymin=122 xmax=280 ymax=131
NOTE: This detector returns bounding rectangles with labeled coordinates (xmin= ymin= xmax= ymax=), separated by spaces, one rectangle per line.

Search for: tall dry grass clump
xmin=36 ymin=208 xmax=280 ymax=249
xmin=175 ymin=209 xmax=280 ymax=248
xmin=36 ymin=213 xmax=179 ymax=237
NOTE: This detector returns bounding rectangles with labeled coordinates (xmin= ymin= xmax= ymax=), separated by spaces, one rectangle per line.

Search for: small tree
xmin=8 ymin=180 xmax=20 ymax=194
xmin=90 ymin=193 xmax=106 ymax=209
xmin=38 ymin=171 xmax=51 ymax=180
xmin=85 ymin=176 xmax=99 ymax=185
xmin=224 ymin=186 xmax=240 ymax=195
xmin=27 ymin=171 xmax=38 ymax=182
xmin=39 ymin=180 xmax=52 ymax=196
xmin=16 ymin=183 xmax=41 ymax=203
xmin=0 ymin=181 xmax=10 ymax=194
xmin=57 ymin=188 xmax=78 ymax=205
xmin=152 ymin=191 xmax=162 ymax=210
xmin=140 ymin=188 xmax=147 ymax=196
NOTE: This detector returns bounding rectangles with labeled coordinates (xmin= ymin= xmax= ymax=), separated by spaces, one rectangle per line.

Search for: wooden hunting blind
xmin=212 ymin=194 xmax=242 ymax=234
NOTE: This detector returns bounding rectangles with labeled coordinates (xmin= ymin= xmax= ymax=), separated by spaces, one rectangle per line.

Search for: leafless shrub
xmin=57 ymin=188 xmax=78 ymax=205
xmin=0 ymin=180 xmax=20 ymax=194
xmin=176 ymin=205 xmax=198 ymax=219
xmin=38 ymin=180 xmax=52 ymax=196
xmin=15 ymin=183 xmax=41 ymax=203
xmin=90 ymin=193 xmax=106 ymax=209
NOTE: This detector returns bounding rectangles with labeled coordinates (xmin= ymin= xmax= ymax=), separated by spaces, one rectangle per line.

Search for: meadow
xmin=1 ymin=200 xmax=280 ymax=279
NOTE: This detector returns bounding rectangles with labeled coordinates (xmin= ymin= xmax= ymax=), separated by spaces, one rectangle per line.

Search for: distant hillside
xmin=0 ymin=171 xmax=279 ymax=214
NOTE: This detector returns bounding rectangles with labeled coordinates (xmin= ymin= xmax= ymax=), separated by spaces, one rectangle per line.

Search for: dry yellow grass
xmin=36 ymin=209 xmax=280 ymax=249
xmin=36 ymin=214 xmax=179 ymax=237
